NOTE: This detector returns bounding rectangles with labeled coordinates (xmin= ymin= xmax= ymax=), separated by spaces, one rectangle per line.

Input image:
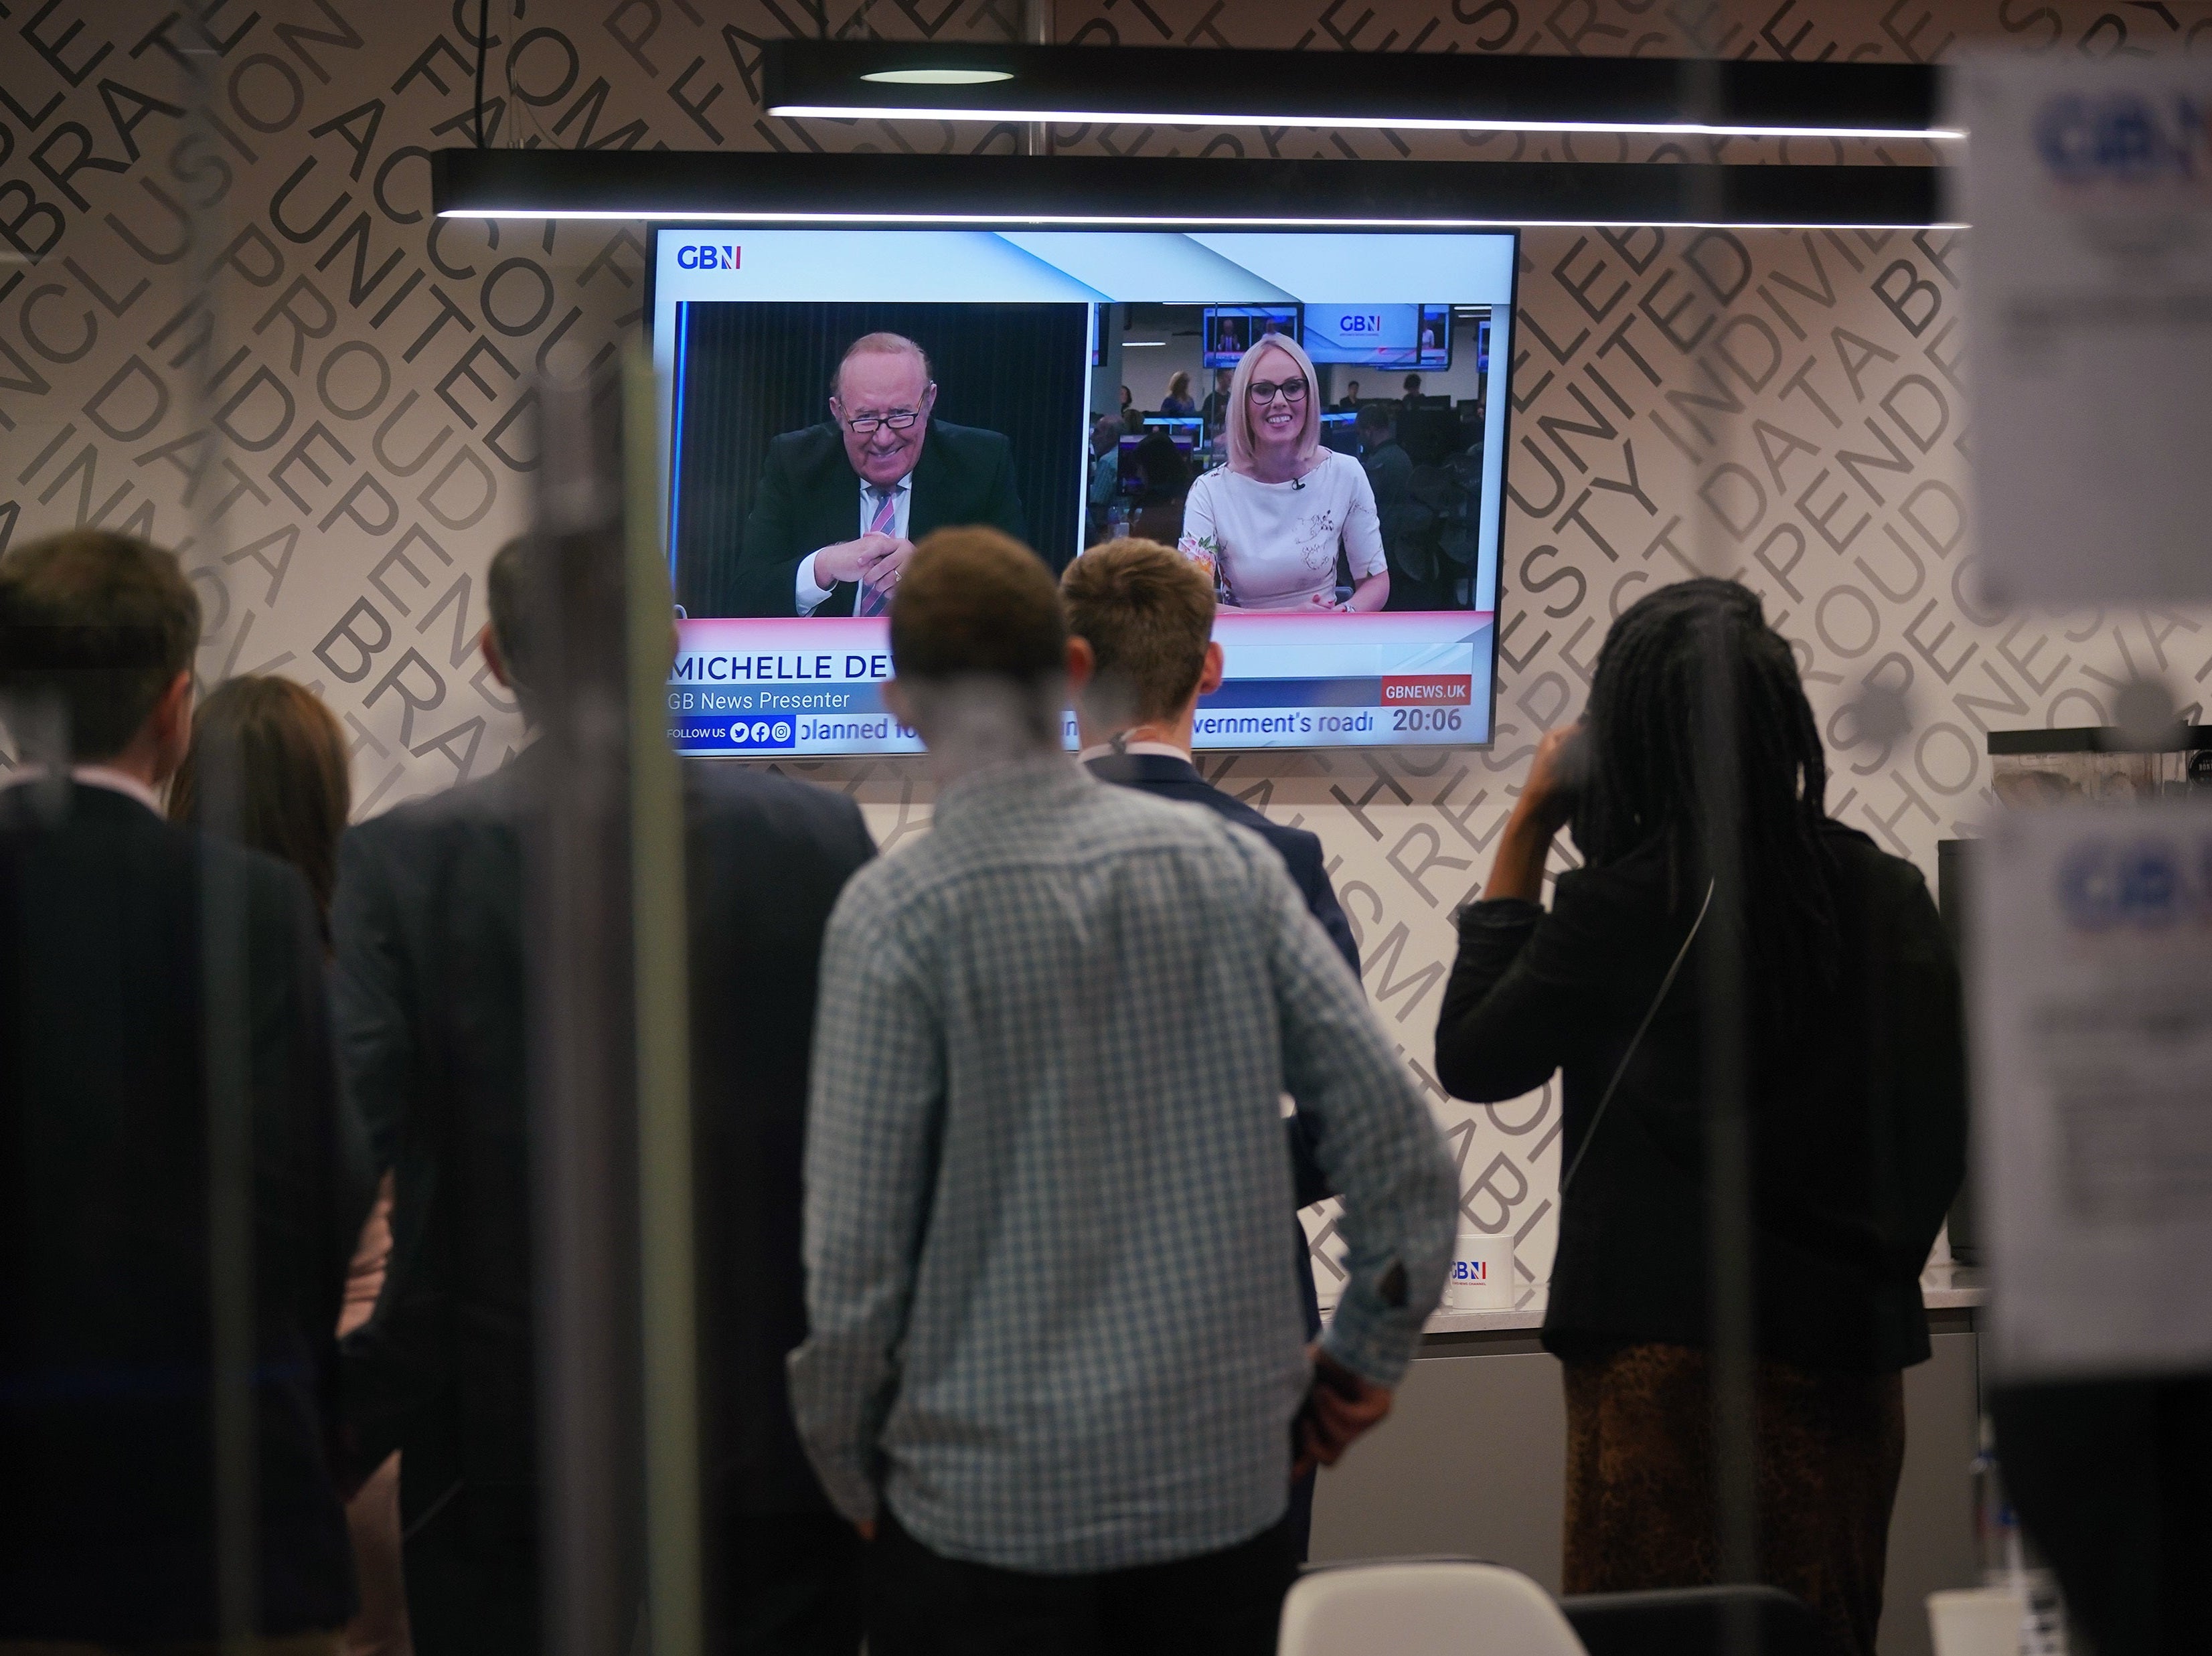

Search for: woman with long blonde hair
xmin=1176 ymin=333 xmax=1389 ymax=612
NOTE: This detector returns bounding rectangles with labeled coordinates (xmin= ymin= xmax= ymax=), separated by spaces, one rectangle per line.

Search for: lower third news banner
xmin=668 ymin=613 xmax=1499 ymax=758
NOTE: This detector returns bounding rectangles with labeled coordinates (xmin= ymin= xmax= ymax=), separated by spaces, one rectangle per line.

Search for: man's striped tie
xmin=856 ymin=487 xmax=897 ymax=617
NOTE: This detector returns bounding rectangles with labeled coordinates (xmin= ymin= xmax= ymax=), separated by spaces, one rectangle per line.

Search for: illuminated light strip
xmin=430 ymin=148 xmax=1951 ymax=231
xmin=445 ymin=208 xmax=1966 ymax=230
xmin=767 ymin=104 xmax=1963 ymax=141
xmin=860 ymin=68 xmax=1015 ymax=84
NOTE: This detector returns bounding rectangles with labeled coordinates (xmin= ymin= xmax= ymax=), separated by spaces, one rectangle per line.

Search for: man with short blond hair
xmin=1062 ymin=536 xmax=1363 ymax=1561
xmin=1062 ymin=538 xmax=1358 ymax=975
xmin=719 ymin=331 xmax=1029 ymax=618
xmin=791 ymin=525 xmax=1456 ymax=1653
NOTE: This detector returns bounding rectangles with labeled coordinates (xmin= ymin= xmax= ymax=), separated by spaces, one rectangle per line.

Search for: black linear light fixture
xmin=761 ymin=41 xmax=1958 ymax=142
xmin=431 ymin=149 xmax=1953 ymax=231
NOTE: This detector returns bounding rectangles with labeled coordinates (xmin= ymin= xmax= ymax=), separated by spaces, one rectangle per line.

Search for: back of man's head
xmin=0 ymin=530 xmax=200 ymax=761
xmin=1357 ymin=406 xmax=1394 ymax=440
xmin=891 ymin=527 xmax=1065 ymax=687
xmin=1060 ymin=540 xmax=1213 ymax=729
xmin=888 ymin=528 xmax=1069 ymax=755
xmin=483 ymin=535 xmax=538 ymax=701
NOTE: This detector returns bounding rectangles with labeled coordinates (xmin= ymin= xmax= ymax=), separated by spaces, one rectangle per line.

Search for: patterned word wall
xmin=3 ymin=0 xmax=2206 ymax=1299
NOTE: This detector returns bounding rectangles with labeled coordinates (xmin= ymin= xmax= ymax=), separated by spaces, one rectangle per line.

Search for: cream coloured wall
xmin=3 ymin=0 xmax=2205 ymax=1293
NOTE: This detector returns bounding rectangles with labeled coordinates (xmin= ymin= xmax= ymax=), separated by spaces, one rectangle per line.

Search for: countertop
xmin=1402 ymin=1262 xmax=1987 ymax=1341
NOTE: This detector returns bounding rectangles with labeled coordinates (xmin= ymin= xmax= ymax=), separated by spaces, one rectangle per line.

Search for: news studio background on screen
xmin=650 ymin=229 xmax=1516 ymax=758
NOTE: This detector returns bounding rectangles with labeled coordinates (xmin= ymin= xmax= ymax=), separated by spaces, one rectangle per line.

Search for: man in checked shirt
xmin=787 ymin=526 xmax=1458 ymax=1655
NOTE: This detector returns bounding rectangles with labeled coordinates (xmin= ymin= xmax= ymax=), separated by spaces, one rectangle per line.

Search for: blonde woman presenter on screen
xmin=1178 ymin=333 xmax=1389 ymax=613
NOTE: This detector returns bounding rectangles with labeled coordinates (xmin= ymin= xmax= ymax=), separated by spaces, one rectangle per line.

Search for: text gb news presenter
xmin=718 ymin=333 xmax=1029 ymax=618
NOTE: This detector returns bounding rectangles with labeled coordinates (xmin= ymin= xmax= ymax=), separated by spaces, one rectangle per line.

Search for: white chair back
xmin=1278 ymin=1560 xmax=1590 ymax=1656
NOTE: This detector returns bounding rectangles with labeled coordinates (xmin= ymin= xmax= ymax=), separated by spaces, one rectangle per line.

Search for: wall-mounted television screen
xmin=650 ymin=228 xmax=1516 ymax=756
xmin=1202 ymin=304 xmax=1301 ymax=369
xmin=1304 ymin=303 xmax=1453 ymax=369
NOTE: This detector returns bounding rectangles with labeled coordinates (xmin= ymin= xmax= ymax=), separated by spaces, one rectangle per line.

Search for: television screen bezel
xmin=643 ymin=221 xmax=1519 ymax=756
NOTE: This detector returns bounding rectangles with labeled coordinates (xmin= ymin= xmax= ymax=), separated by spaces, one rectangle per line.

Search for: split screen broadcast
xmin=650 ymin=230 xmax=1516 ymax=756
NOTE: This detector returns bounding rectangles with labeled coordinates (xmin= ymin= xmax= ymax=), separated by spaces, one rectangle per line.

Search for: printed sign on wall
xmin=1958 ymin=56 xmax=2212 ymax=604
xmin=1972 ymin=801 xmax=2212 ymax=1379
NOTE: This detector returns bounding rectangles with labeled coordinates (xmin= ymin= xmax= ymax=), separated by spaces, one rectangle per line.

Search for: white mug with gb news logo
xmin=1443 ymin=1230 xmax=1514 ymax=1313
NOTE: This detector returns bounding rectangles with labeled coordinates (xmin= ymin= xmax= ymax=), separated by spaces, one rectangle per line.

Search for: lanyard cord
xmin=1559 ymin=877 xmax=1717 ymax=1197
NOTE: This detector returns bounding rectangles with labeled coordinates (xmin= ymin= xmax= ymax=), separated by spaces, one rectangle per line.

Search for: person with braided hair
xmin=1433 ymin=578 xmax=1966 ymax=1656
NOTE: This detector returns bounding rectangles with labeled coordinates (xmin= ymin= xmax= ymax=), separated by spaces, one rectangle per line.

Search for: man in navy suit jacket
xmin=336 ymin=540 xmax=878 ymax=1655
xmin=1062 ymin=537 xmax=1367 ymax=1562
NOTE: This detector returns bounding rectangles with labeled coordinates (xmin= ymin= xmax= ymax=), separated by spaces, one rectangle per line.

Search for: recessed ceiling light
xmin=862 ymin=68 xmax=1014 ymax=86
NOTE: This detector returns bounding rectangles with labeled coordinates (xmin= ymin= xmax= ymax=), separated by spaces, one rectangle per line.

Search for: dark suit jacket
xmin=1084 ymin=752 xmax=1364 ymax=1341
xmin=718 ymin=419 xmax=1028 ymax=617
xmin=0 ymin=783 xmax=364 ymax=1641
xmin=1085 ymin=752 xmax=1359 ymax=987
xmin=333 ymin=752 xmax=875 ymax=1542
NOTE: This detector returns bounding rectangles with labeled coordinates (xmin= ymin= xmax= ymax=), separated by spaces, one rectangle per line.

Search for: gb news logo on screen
xmin=674 ymin=243 xmax=741 ymax=270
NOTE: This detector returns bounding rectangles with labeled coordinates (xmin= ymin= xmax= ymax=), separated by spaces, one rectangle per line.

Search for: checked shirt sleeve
xmin=786 ymin=886 xmax=945 ymax=1526
xmin=1253 ymin=839 xmax=1459 ymax=1387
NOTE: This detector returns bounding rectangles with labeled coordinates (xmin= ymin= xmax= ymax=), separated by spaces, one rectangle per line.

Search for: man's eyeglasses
xmin=1247 ymin=378 xmax=1308 ymax=405
xmin=843 ymin=410 xmax=923 ymax=435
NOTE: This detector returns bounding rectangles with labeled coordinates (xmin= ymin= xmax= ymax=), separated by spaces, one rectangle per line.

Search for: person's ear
xmin=149 ymin=670 xmax=195 ymax=784
xmin=882 ymin=678 xmax=915 ymax=731
xmin=479 ymin=623 xmax=511 ymax=690
xmin=1196 ymin=640 xmax=1225 ymax=697
xmin=1064 ymin=635 xmax=1095 ymax=697
xmin=920 ymin=382 xmax=939 ymax=415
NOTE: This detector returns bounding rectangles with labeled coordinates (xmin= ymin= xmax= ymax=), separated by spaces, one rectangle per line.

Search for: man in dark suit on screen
xmin=335 ymin=539 xmax=877 ymax=1655
xmin=721 ymin=333 xmax=1028 ymax=618
xmin=1059 ymin=537 xmax=1362 ymax=1566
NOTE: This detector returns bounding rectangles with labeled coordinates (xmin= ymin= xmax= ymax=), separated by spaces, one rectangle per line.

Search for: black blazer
xmin=333 ymin=753 xmax=874 ymax=1531
xmin=1433 ymin=825 xmax=1966 ymax=1374
xmin=0 ymin=783 xmax=365 ymax=1641
xmin=718 ymin=418 xmax=1028 ymax=616
xmin=1085 ymin=751 xmax=1362 ymax=1341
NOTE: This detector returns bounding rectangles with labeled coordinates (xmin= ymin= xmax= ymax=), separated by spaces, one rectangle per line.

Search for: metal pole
xmin=1681 ymin=51 xmax=1761 ymax=1656
xmin=627 ymin=349 xmax=703 ymax=1656
xmin=532 ymin=370 xmax=646 ymax=1656
xmin=177 ymin=3 xmax=259 ymax=1644
xmin=1024 ymin=0 xmax=1054 ymax=155
xmin=1697 ymin=623 xmax=1761 ymax=1600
